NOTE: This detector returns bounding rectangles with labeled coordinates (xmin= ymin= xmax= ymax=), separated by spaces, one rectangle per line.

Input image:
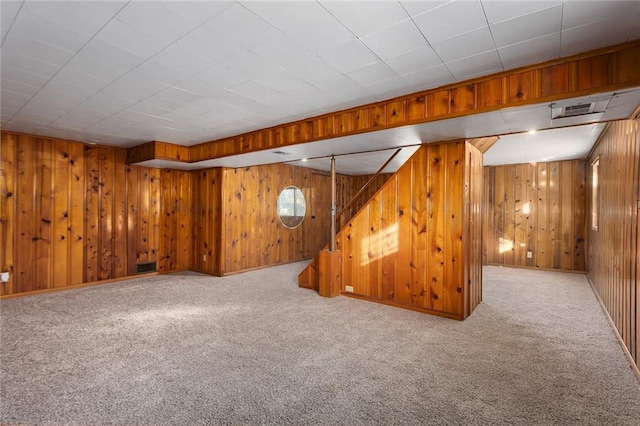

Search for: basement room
xmin=1 ymin=0 xmax=639 ymax=424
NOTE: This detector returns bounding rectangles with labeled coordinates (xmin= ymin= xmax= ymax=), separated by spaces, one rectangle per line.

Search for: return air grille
xmin=562 ymin=103 xmax=594 ymax=117
xmin=137 ymin=262 xmax=156 ymax=274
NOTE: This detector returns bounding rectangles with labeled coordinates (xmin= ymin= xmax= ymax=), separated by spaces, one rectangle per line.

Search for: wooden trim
xmin=340 ymin=292 xmax=463 ymax=321
xmin=126 ymin=40 xmax=640 ymax=165
xmin=587 ymin=274 xmax=640 ymax=384
xmin=484 ymin=263 xmax=587 ymax=275
xmin=0 ymin=271 xmax=160 ymax=300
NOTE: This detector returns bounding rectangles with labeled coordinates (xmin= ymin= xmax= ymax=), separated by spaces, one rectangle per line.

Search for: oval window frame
xmin=276 ymin=186 xmax=306 ymax=229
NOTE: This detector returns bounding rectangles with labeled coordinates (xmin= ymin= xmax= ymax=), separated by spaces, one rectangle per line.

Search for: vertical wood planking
xmin=587 ymin=119 xmax=639 ymax=369
xmin=52 ymin=141 xmax=70 ymax=288
xmin=113 ymin=150 xmax=127 ymax=278
xmin=68 ymin=142 xmax=84 ymax=285
xmin=483 ymin=160 xmax=586 ymax=271
xmin=1 ymin=134 xmax=17 ymax=295
xmin=35 ymin=138 xmax=53 ymax=289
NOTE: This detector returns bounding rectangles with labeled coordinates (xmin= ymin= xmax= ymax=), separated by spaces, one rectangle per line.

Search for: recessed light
xmin=528 ymin=130 xmax=537 ymax=135
xmin=301 ymin=158 xmax=308 ymax=162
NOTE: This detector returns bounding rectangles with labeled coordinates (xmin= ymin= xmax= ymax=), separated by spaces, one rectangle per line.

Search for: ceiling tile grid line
xmin=1 ymin=0 xmax=640 ymax=158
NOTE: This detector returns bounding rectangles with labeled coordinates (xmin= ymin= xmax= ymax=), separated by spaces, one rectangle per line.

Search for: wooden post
xmin=330 ymin=155 xmax=336 ymax=252
xmin=319 ymin=249 xmax=341 ymax=297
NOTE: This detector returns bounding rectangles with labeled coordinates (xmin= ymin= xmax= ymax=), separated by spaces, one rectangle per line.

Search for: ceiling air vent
xmin=272 ymin=150 xmax=290 ymax=156
xmin=552 ymin=102 xmax=595 ymax=119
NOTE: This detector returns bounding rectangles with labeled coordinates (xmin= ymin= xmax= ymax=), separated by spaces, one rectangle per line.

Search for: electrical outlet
xmin=0 ymin=272 xmax=9 ymax=282
xmin=527 ymin=250 xmax=533 ymax=259
xmin=345 ymin=285 xmax=354 ymax=292
xmin=203 ymin=254 xmax=207 ymax=262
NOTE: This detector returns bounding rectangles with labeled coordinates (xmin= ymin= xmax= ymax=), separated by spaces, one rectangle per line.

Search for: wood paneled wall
xmin=483 ymin=160 xmax=586 ymax=271
xmin=301 ymin=141 xmax=483 ymax=320
xmin=587 ymin=119 xmax=639 ymax=369
xmin=192 ymin=164 xmax=334 ymax=276
xmin=191 ymin=164 xmax=389 ymax=277
xmin=0 ymin=132 xmax=192 ymax=296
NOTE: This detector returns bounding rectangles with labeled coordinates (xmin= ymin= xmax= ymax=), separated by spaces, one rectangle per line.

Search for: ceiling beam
xmin=127 ymin=40 xmax=640 ymax=165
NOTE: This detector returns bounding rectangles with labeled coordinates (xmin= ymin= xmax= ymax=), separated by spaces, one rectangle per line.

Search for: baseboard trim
xmin=485 ymin=263 xmax=587 ymax=275
xmin=0 ymin=269 xmax=189 ymax=300
xmin=586 ymin=274 xmax=640 ymax=384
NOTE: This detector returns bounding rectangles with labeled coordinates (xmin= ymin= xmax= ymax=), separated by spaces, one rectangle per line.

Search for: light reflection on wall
xmin=360 ymin=223 xmax=399 ymax=266
xmin=499 ymin=237 xmax=514 ymax=254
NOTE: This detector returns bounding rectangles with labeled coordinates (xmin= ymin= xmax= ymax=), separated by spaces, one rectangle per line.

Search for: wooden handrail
xmin=336 ymin=148 xmax=402 ymax=223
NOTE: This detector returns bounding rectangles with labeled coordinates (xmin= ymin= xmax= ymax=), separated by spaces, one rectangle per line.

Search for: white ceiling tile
xmin=499 ymin=33 xmax=560 ymax=70
xmin=282 ymin=55 xmax=341 ymax=83
xmin=0 ymin=80 xmax=39 ymax=98
xmin=174 ymin=26 xmax=245 ymax=64
xmin=99 ymin=74 xmax=169 ymax=104
xmin=490 ymin=5 xmax=562 ymax=48
xmin=94 ymin=18 xmax=170 ymax=59
xmin=385 ymin=45 xmax=443 ymax=75
xmin=402 ymin=64 xmax=455 ymax=89
xmin=432 ymin=27 xmax=496 ymax=63
xmin=162 ymin=1 xmax=233 ymax=25
xmin=1 ymin=51 xmax=60 ymax=79
xmin=1 ymin=89 xmax=32 ymax=105
xmin=228 ymin=80 xmax=280 ymax=101
xmin=51 ymin=68 xmax=111 ymax=92
xmin=561 ymin=17 xmax=637 ymax=57
xmin=242 ymin=1 xmax=355 ymax=53
xmin=320 ymin=0 xmax=409 ymax=37
xmin=413 ymin=0 xmax=488 ymax=44
xmin=562 ymin=0 xmax=640 ymax=29
xmin=78 ymin=39 xmax=145 ymax=71
xmin=446 ymin=50 xmax=503 ymax=81
xmin=248 ymin=31 xmax=314 ymax=66
xmin=204 ymin=3 xmax=280 ymax=49
xmin=1 ymin=0 xmax=22 ymax=42
xmin=20 ymin=1 xmax=125 ymax=37
xmin=399 ymin=1 xmax=449 ymax=18
xmin=347 ymin=62 xmax=400 ymax=87
xmin=252 ymin=66 xmax=307 ymax=93
xmin=2 ymin=36 xmax=74 ymax=67
xmin=179 ymin=63 xmax=252 ymax=96
xmin=64 ymin=54 xmax=128 ymax=83
xmin=115 ymin=1 xmax=198 ymax=44
xmin=129 ymin=60 xmax=186 ymax=86
xmin=313 ymin=74 xmax=362 ymax=96
xmin=456 ymin=112 xmax=510 ymax=137
xmin=320 ymin=40 xmax=379 ymax=74
xmin=0 ymin=71 xmax=47 ymax=102
xmin=360 ymin=19 xmax=427 ymax=60
xmin=365 ymin=76 xmax=412 ymax=100
xmin=482 ymin=1 xmax=560 ymax=24
xmin=7 ymin=10 xmax=90 ymax=52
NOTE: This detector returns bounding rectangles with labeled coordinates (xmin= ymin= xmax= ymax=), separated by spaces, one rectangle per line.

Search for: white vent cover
xmin=552 ymin=102 xmax=595 ymax=118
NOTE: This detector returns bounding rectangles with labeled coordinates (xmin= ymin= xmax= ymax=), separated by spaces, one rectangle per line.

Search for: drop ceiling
xmin=1 ymin=0 xmax=640 ymax=173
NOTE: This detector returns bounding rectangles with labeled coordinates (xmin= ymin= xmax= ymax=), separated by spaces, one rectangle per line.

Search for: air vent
xmin=551 ymin=102 xmax=596 ymax=119
xmin=272 ymin=150 xmax=290 ymax=156
xmin=137 ymin=261 xmax=156 ymax=274
xmin=563 ymin=103 xmax=595 ymax=116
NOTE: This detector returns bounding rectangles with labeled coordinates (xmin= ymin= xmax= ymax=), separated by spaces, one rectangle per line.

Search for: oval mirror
xmin=277 ymin=186 xmax=306 ymax=229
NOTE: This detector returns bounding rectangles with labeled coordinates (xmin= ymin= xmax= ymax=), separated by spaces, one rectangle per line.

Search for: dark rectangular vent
xmin=272 ymin=150 xmax=290 ymax=155
xmin=563 ymin=103 xmax=594 ymax=117
xmin=137 ymin=261 xmax=156 ymax=274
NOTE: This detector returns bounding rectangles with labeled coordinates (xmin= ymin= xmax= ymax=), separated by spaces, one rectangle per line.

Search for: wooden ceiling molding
xmin=127 ymin=40 xmax=640 ymax=166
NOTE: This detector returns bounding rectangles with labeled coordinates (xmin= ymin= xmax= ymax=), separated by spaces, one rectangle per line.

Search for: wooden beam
xmin=127 ymin=40 xmax=640 ymax=165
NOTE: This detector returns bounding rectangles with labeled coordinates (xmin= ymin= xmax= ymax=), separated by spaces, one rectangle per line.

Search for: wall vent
xmin=137 ymin=261 xmax=157 ymax=274
xmin=272 ymin=150 xmax=290 ymax=155
xmin=552 ymin=102 xmax=595 ymax=119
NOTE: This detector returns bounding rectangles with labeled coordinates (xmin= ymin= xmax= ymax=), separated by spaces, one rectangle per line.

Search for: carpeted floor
xmin=1 ymin=263 xmax=639 ymax=425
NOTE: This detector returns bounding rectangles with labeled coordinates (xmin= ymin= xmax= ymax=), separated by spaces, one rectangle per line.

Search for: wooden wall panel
xmin=192 ymin=168 xmax=223 ymax=276
xmin=587 ymin=119 xmax=639 ymax=369
xmin=302 ymin=141 xmax=484 ymax=320
xmin=483 ymin=160 xmax=586 ymax=272
xmin=1 ymin=132 xmax=190 ymax=296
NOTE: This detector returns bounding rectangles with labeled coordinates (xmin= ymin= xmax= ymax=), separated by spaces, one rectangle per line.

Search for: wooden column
xmin=318 ymin=249 xmax=341 ymax=298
